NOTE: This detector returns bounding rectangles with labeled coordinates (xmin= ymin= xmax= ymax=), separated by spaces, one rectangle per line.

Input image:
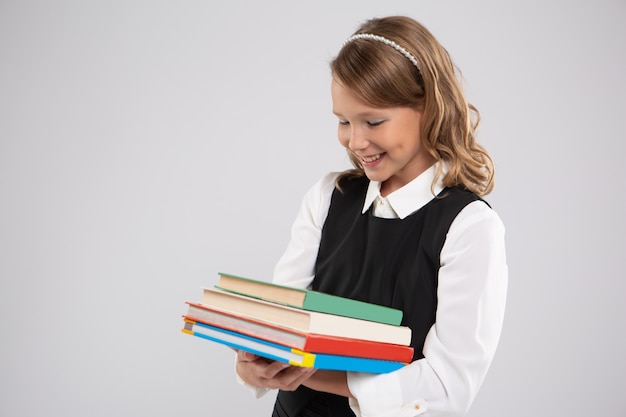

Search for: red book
xmin=184 ymin=302 xmax=414 ymax=363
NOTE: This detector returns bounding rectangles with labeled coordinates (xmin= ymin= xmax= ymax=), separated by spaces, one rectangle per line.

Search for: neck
xmin=380 ymin=156 xmax=436 ymax=197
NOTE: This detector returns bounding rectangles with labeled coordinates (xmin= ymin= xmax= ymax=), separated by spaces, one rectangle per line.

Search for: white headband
xmin=342 ymin=33 xmax=421 ymax=73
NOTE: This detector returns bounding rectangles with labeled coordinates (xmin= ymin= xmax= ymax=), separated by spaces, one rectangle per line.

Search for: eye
xmin=367 ymin=119 xmax=385 ymax=127
xmin=338 ymin=119 xmax=350 ymax=126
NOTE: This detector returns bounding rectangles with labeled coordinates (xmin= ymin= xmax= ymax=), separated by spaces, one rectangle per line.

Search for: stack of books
xmin=181 ymin=272 xmax=414 ymax=374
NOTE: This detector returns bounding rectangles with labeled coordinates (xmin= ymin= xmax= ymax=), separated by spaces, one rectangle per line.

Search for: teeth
xmin=362 ymin=154 xmax=382 ymax=163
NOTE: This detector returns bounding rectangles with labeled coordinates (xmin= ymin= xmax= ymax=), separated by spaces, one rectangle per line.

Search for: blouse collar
xmin=362 ymin=162 xmax=446 ymax=219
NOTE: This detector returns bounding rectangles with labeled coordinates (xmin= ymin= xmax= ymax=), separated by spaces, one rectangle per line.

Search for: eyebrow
xmin=332 ymin=110 xmax=386 ymax=118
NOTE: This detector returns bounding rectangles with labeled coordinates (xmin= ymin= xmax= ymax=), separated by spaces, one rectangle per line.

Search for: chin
xmin=363 ymin=171 xmax=388 ymax=183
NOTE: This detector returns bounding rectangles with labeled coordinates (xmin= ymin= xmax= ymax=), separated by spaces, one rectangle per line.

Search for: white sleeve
xmin=272 ymin=172 xmax=339 ymax=288
xmin=347 ymin=201 xmax=508 ymax=417
xmin=235 ymin=172 xmax=338 ymax=396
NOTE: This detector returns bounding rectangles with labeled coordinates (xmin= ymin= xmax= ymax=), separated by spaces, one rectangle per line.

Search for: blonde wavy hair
xmin=331 ymin=16 xmax=494 ymax=196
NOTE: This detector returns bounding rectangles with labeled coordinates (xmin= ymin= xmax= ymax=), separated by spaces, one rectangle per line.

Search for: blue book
xmin=182 ymin=319 xmax=407 ymax=374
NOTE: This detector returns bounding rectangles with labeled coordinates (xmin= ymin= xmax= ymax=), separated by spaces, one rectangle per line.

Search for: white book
xmin=200 ymin=287 xmax=412 ymax=346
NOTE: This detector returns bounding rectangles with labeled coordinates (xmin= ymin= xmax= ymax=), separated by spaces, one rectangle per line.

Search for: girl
xmin=235 ymin=15 xmax=508 ymax=417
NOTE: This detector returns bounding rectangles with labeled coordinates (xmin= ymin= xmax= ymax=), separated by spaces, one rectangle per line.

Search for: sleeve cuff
xmin=233 ymin=355 xmax=271 ymax=399
xmin=347 ymin=372 xmax=427 ymax=417
xmin=235 ymin=372 xmax=271 ymax=398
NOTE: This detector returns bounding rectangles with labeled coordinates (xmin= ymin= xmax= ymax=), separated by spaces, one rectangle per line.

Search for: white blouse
xmin=246 ymin=163 xmax=508 ymax=417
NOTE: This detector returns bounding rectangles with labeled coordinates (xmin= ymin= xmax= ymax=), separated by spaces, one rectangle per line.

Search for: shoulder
xmin=441 ymin=198 xmax=508 ymax=289
xmin=299 ymin=172 xmax=342 ymax=228
xmin=304 ymin=172 xmax=341 ymax=203
xmin=435 ymin=187 xmax=483 ymax=207
xmin=448 ymin=199 xmax=506 ymax=245
xmin=429 ymin=188 xmax=506 ymax=253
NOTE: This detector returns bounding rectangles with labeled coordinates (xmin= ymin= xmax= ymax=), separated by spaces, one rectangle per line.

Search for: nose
xmin=347 ymin=126 xmax=369 ymax=151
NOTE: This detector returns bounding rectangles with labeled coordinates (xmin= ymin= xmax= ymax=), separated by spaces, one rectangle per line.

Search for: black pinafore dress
xmin=272 ymin=175 xmax=483 ymax=417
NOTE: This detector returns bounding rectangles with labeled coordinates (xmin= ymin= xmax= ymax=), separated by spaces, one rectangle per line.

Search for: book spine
xmin=303 ymin=335 xmax=414 ymax=363
xmin=305 ymin=351 xmax=406 ymax=373
xmin=309 ymin=311 xmax=412 ymax=346
xmin=304 ymin=291 xmax=403 ymax=326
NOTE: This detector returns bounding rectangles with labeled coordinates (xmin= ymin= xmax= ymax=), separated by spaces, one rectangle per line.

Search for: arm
xmin=303 ymin=370 xmax=352 ymax=398
xmin=272 ymin=172 xmax=338 ymax=288
xmin=234 ymin=173 xmax=339 ymax=395
xmin=347 ymin=201 xmax=508 ymax=417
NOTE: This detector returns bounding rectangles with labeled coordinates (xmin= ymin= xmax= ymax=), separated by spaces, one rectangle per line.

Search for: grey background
xmin=1 ymin=0 xmax=625 ymax=416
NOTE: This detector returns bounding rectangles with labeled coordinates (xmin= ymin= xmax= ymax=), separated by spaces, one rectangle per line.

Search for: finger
xmin=236 ymin=356 xmax=288 ymax=386
xmin=281 ymin=367 xmax=317 ymax=391
xmin=258 ymin=360 xmax=291 ymax=378
xmin=237 ymin=350 xmax=260 ymax=362
xmin=264 ymin=366 xmax=317 ymax=391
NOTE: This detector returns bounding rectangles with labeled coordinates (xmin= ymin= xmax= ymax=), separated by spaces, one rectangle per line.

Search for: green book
xmin=215 ymin=272 xmax=403 ymax=326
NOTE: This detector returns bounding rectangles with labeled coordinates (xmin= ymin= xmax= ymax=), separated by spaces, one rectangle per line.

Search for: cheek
xmin=337 ymin=128 xmax=349 ymax=148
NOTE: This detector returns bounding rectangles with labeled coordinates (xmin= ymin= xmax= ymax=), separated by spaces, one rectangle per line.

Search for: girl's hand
xmin=235 ymin=350 xmax=317 ymax=391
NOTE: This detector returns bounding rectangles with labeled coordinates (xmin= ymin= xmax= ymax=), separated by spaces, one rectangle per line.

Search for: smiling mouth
xmin=361 ymin=153 xmax=383 ymax=163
